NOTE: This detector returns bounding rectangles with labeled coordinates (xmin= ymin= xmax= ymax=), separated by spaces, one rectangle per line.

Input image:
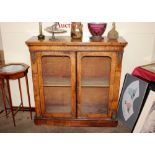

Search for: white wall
xmin=0 ymin=23 xmax=38 ymax=106
xmin=0 ymin=28 xmax=3 ymax=50
xmin=116 ymin=23 xmax=155 ymax=88
xmin=0 ymin=22 xmax=155 ymax=106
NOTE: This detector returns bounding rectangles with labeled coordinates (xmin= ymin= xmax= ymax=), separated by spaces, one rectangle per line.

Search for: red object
xmin=88 ymin=23 xmax=107 ymax=36
xmin=132 ymin=67 xmax=155 ymax=82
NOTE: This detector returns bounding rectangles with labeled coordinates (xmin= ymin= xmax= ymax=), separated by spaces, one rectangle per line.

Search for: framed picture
xmin=133 ymin=84 xmax=155 ymax=133
xmin=117 ymin=74 xmax=149 ymax=130
xmin=141 ymin=63 xmax=155 ymax=73
xmin=132 ymin=63 xmax=155 ymax=83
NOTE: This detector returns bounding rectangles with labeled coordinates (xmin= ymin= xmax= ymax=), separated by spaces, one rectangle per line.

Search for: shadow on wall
xmin=0 ymin=27 xmax=5 ymax=65
xmin=151 ymin=36 xmax=155 ymax=62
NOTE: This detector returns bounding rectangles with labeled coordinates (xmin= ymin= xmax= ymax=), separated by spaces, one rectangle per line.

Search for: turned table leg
xmin=6 ymin=79 xmax=16 ymax=126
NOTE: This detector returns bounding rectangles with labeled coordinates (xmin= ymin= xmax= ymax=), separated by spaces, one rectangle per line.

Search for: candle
xmin=39 ymin=22 xmax=42 ymax=35
xmin=38 ymin=22 xmax=45 ymax=40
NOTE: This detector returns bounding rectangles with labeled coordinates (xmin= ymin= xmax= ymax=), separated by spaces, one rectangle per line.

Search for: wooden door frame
xmin=77 ymin=51 xmax=116 ymax=119
xmin=37 ymin=51 xmax=76 ymax=118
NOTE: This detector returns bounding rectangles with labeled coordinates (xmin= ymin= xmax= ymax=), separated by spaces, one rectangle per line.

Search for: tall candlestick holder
xmin=38 ymin=22 xmax=45 ymax=40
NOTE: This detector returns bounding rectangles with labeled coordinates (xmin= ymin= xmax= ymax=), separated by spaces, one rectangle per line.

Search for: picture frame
xmin=117 ymin=74 xmax=149 ymax=130
xmin=133 ymin=84 xmax=155 ymax=133
xmin=132 ymin=63 xmax=155 ymax=83
xmin=71 ymin=22 xmax=83 ymax=40
xmin=141 ymin=63 xmax=155 ymax=73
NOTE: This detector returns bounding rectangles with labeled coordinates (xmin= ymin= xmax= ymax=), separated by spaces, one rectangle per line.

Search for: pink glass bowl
xmin=88 ymin=23 xmax=107 ymax=39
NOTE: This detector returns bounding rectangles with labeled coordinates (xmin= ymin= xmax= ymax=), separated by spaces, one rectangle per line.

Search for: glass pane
xmin=81 ymin=87 xmax=109 ymax=114
xmin=80 ymin=56 xmax=111 ymax=115
xmin=44 ymin=87 xmax=71 ymax=113
xmin=41 ymin=56 xmax=72 ymax=114
xmin=42 ymin=56 xmax=71 ymax=86
xmin=81 ymin=56 xmax=111 ymax=86
xmin=0 ymin=65 xmax=25 ymax=73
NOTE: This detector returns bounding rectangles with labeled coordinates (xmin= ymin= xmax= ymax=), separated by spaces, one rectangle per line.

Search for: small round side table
xmin=0 ymin=63 xmax=32 ymax=126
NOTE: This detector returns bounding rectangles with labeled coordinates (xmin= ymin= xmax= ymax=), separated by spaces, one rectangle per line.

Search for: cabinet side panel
xmin=70 ymin=52 xmax=76 ymax=117
xmin=30 ymin=52 xmax=42 ymax=116
xmin=107 ymin=52 xmax=117 ymax=117
xmin=112 ymin=52 xmax=124 ymax=118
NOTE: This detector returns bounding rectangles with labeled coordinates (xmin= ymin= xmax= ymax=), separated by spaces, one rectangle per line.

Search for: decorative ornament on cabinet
xmin=71 ymin=22 xmax=83 ymax=40
xmin=107 ymin=22 xmax=119 ymax=40
xmin=38 ymin=22 xmax=45 ymax=40
xmin=88 ymin=22 xmax=107 ymax=41
xmin=45 ymin=22 xmax=67 ymax=40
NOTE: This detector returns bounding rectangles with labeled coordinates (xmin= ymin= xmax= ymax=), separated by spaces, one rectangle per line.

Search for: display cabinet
xmin=26 ymin=36 xmax=127 ymax=126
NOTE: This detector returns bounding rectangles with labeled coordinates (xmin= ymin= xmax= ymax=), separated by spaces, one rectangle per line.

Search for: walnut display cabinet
xmin=26 ymin=36 xmax=127 ymax=127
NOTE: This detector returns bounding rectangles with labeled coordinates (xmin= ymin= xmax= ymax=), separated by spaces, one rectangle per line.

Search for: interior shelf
xmin=45 ymin=104 xmax=71 ymax=113
xmin=80 ymin=87 xmax=109 ymax=115
xmin=44 ymin=87 xmax=71 ymax=113
xmin=81 ymin=77 xmax=109 ymax=87
xmin=43 ymin=77 xmax=71 ymax=87
xmin=81 ymin=104 xmax=108 ymax=114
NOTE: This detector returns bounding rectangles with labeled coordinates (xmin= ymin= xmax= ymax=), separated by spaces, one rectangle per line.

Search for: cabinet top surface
xmin=26 ymin=36 xmax=127 ymax=47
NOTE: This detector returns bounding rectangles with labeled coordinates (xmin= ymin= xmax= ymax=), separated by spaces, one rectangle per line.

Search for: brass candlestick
xmin=38 ymin=22 xmax=45 ymax=40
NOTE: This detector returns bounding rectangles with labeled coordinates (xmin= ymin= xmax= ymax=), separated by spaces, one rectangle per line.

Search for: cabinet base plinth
xmin=34 ymin=116 xmax=118 ymax=127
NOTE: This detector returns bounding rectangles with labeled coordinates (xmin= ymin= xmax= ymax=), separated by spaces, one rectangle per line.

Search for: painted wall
xmin=0 ymin=22 xmax=155 ymax=106
xmin=0 ymin=28 xmax=3 ymax=50
xmin=0 ymin=28 xmax=5 ymax=64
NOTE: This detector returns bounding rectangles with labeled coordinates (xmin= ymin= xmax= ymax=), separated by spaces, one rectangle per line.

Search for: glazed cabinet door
xmin=38 ymin=51 xmax=76 ymax=118
xmin=77 ymin=52 xmax=116 ymax=118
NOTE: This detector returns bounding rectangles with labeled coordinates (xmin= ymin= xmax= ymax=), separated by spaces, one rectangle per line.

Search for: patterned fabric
xmin=132 ymin=67 xmax=155 ymax=82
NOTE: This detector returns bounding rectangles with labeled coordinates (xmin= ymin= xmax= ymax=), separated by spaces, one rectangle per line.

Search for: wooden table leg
xmin=25 ymin=74 xmax=32 ymax=119
xmin=18 ymin=78 xmax=24 ymax=112
xmin=6 ymin=79 xmax=16 ymax=126
xmin=0 ymin=79 xmax=8 ymax=118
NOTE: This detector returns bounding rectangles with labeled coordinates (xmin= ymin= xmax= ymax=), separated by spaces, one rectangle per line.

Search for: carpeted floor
xmin=0 ymin=111 xmax=130 ymax=133
xmin=0 ymin=93 xmax=130 ymax=133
